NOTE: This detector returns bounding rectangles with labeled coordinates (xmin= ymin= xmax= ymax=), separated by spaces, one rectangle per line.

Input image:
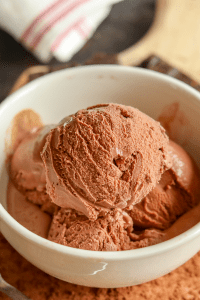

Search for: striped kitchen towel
xmin=0 ymin=0 xmax=122 ymax=63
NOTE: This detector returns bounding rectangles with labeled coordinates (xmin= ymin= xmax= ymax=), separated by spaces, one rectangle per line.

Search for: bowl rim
xmin=1 ymin=64 xmax=200 ymax=261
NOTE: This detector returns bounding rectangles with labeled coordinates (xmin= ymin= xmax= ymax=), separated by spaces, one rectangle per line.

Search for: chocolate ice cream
xmin=7 ymin=181 xmax=51 ymax=238
xmin=9 ymin=125 xmax=56 ymax=214
xmin=47 ymin=138 xmax=200 ymax=250
xmin=48 ymin=208 xmax=134 ymax=251
xmin=6 ymin=103 xmax=200 ymax=252
xmin=129 ymin=140 xmax=200 ymax=230
xmin=42 ymin=103 xmax=170 ymax=220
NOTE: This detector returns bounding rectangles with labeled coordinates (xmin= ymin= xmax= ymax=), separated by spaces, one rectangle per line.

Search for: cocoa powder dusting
xmin=0 ymin=233 xmax=200 ymax=299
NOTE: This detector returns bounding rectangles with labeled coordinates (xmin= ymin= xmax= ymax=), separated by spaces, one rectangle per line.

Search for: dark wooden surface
xmin=0 ymin=0 xmax=155 ymax=103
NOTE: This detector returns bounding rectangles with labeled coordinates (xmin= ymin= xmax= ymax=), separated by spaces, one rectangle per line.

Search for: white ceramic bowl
xmin=0 ymin=65 xmax=200 ymax=288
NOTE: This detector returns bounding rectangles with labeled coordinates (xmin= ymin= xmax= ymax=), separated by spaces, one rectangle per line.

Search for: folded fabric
xmin=0 ymin=0 xmax=122 ymax=63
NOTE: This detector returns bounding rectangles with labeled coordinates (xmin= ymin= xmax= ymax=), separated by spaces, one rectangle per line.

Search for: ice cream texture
xmin=7 ymin=103 xmax=200 ymax=251
xmin=41 ymin=104 xmax=170 ymax=220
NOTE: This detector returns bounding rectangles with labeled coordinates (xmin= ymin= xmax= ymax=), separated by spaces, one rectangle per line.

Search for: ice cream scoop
xmin=48 ymin=208 xmax=134 ymax=251
xmin=42 ymin=103 xmax=171 ymax=220
xmin=0 ymin=274 xmax=31 ymax=300
xmin=9 ymin=104 xmax=170 ymax=220
xmin=129 ymin=140 xmax=200 ymax=231
xmin=10 ymin=104 xmax=171 ymax=221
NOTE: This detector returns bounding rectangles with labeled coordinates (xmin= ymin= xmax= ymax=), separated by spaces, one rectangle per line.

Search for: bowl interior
xmin=1 ymin=65 xmax=200 ymax=214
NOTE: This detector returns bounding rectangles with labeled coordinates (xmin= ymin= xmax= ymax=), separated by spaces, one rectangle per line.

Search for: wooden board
xmin=118 ymin=0 xmax=200 ymax=83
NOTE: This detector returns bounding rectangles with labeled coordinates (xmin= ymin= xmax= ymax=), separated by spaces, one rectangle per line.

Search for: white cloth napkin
xmin=0 ymin=0 xmax=122 ymax=63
